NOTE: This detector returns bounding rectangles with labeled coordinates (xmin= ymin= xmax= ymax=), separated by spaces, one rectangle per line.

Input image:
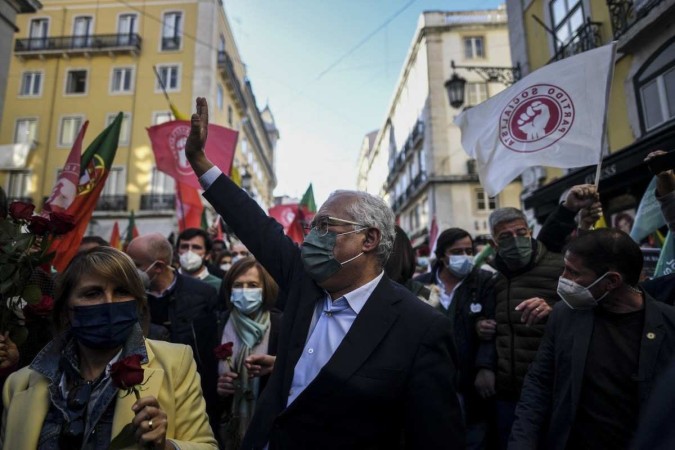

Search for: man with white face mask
xmin=510 ymin=229 xmax=675 ymax=450
xmin=177 ymin=228 xmax=223 ymax=291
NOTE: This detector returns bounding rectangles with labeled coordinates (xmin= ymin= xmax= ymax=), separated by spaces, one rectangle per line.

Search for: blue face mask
xmin=70 ymin=300 xmax=138 ymax=350
xmin=231 ymin=288 xmax=264 ymax=315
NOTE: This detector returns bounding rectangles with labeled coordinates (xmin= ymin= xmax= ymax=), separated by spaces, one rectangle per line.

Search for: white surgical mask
xmin=179 ymin=250 xmax=203 ymax=272
xmin=557 ymin=273 xmax=609 ymax=310
xmin=220 ymin=263 xmax=232 ymax=271
xmin=231 ymin=255 xmax=243 ymax=264
xmin=447 ymin=255 xmax=474 ymax=278
xmin=231 ymin=288 xmax=263 ymax=314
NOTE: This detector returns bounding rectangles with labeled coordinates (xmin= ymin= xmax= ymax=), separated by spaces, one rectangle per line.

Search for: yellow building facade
xmin=507 ymin=0 xmax=675 ymax=223
xmin=0 ymin=0 xmax=277 ymax=238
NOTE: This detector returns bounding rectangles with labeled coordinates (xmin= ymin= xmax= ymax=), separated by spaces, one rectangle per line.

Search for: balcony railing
xmin=140 ymin=193 xmax=175 ymax=211
xmin=14 ymin=33 xmax=142 ymax=57
xmin=550 ymin=20 xmax=602 ymax=62
xmin=217 ymin=50 xmax=247 ymax=112
xmin=161 ymin=36 xmax=181 ymax=51
xmin=96 ymin=194 xmax=127 ymax=211
xmin=607 ymin=0 xmax=667 ymax=39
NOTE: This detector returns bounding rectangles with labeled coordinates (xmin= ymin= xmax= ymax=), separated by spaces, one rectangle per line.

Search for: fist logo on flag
xmin=499 ymin=84 xmax=575 ymax=153
xmin=167 ymin=124 xmax=192 ymax=176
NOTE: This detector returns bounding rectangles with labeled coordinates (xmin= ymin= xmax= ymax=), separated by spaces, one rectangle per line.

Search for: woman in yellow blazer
xmin=0 ymin=246 xmax=217 ymax=450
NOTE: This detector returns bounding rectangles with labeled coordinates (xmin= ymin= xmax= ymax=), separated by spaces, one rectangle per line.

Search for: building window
xmin=155 ymin=65 xmax=179 ymax=92
xmin=19 ymin=72 xmax=42 ymax=97
xmin=466 ymin=82 xmax=488 ymax=106
xmin=162 ymin=11 xmax=182 ymax=50
xmin=72 ymin=16 xmax=93 ymax=48
xmin=475 ymin=188 xmax=497 ymax=211
xmin=151 ymin=167 xmax=175 ymax=194
xmin=219 ymin=34 xmax=226 ymax=52
xmin=635 ymin=40 xmax=675 ymax=132
xmin=7 ymin=171 xmax=31 ymax=201
xmin=153 ymin=111 xmax=173 ymax=124
xmin=106 ymin=113 xmax=131 ymax=145
xmin=101 ymin=167 xmax=125 ymax=196
xmin=217 ymin=85 xmax=224 ymax=110
xmin=14 ymin=118 xmax=37 ymax=144
xmin=29 ymin=18 xmax=49 ymax=49
xmin=65 ymin=70 xmax=88 ymax=94
xmin=549 ymin=0 xmax=584 ymax=48
xmin=117 ymin=14 xmax=137 ymax=45
xmin=463 ymin=36 xmax=485 ymax=59
xmin=111 ymin=67 xmax=134 ymax=93
xmin=59 ymin=116 xmax=84 ymax=147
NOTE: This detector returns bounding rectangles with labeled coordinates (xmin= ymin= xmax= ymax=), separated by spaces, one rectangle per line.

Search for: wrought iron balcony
xmin=607 ymin=0 xmax=667 ymax=39
xmin=161 ymin=36 xmax=181 ymax=51
xmin=95 ymin=194 xmax=127 ymax=211
xmin=14 ymin=33 xmax=142 ymax=58
xmin=217 ymin=51 xmax=248 ymax=113
xmin=550 ymin=20 xmax=602 ymax=62
xmin=140 ymin=193 xmax=175 ymax=211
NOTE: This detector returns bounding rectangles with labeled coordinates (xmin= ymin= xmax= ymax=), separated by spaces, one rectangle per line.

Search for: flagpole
xmin=153 ymin=65 xmax=172 ymax=104
xmin=595 ymin=42 xmax=618 ymax=189
xmin=176 ymin=181 xmax=186 ymax=231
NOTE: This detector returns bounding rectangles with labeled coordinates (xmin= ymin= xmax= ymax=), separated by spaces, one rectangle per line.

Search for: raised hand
xmin=563 ymin=184 xmax=599 ymax=213
xmin=184 ymin=97 xmax=214 ymax=177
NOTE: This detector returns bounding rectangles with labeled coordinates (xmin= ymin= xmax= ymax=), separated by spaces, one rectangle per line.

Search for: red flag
xmin=147 ymin=121 xmax=238 ymax=190
xmin=43 ymin=121 xmax=89 ymax=214
xmin=109 ymin=221 xmax=121 ymax=249
xmin=429 ymin=216 xmax=439 ymax=256
xmin=214 ymin=218 xmax=224 ymax=241
xmin=51 ymin=114 xmax=123 ymax=272
xmin=176 ymin=180 xmax=203 ymax=231
xmin=269 ymin=204 xmax=306 ymax=244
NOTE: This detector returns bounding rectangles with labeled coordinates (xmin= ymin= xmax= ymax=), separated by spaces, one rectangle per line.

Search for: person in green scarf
xmin=214 ymin=257 xmax=282 ymax=449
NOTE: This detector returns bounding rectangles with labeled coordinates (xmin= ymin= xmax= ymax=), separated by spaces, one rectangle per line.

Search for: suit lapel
xmin=111 ymin=344 xmax=165 ymax=449
xmin=5 ymin=371 xmax=50 ymax=449
xmin=638 ymin=298 xmax=665 ymax=401
xmin=284 ymin=277 xmax=400 ymax=413
xmin=570 ymin=310 xmax=594 ymax=415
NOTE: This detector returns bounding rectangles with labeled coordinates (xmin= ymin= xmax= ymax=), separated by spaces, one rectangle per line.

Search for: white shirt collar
xmin=339 ymin=271 xmax=385 ymax=315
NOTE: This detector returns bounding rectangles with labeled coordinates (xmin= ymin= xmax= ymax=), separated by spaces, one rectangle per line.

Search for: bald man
xmin=127 ymin=233 xmax=220 ymax=437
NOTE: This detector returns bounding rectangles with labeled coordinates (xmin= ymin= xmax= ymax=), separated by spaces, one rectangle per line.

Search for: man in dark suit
xmin=509 ymin=229 xmax=675 ymax=450
xmin=185 ymin=97 xmax=463 ymax=449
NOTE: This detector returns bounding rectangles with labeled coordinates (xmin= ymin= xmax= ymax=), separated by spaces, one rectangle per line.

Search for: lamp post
xmin=241 ymin=169 xmax=252 ymax=197
xmin=444 ymin=60 xmax=522 ymax=109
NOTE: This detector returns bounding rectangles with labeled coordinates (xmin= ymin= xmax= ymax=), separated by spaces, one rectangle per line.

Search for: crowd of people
xmin=0 ymin=97 xmax=674 ymax=450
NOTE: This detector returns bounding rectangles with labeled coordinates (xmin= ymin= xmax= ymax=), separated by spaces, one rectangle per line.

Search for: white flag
xmin=455 ymin=42 xmax=616 ymax=197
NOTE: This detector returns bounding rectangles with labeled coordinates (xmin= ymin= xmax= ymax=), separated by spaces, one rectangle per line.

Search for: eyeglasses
xmin=60 ymin=381 xmax=93 ymax=447
xmin=303 ymin=216 xmax=369 ymax=237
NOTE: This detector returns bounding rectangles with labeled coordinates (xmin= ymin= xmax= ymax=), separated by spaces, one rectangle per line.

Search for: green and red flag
xmin=109 ymin=221 xmax=121 ymax=250
xmin=299 ymin=183 xmax=316 ymax=214
xmin=50 ymin=113 xmax=123 ymax=271
xmin=122 ymin=210 xmax=139 ymax=250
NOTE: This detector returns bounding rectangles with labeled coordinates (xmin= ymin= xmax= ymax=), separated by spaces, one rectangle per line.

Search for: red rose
xmin=27 ymin=215 xmax=50 ymax=235
xmin=48 ymin=211 xmax=76 ymax=235
xmin=214 ymin=342 xmax=234 ymax=360
xmin=9 ymin=201 xmax=35 ymax=220
xmin=110 ymin=354 xmax=145 ymax=389
xmin=25 ymin=294 xmax=54 ymax=317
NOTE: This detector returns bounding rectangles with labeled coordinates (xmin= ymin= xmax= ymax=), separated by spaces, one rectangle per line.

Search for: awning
xmin=0 ymin=143 xmax=32 ymax=169
xmin=523 ymin=121 xmax=675 ymax=223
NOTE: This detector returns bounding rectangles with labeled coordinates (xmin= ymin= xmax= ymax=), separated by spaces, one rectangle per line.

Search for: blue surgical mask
xmin=231 ymin=288 xmax=263 ymax=314
xmin=446 ymin=255 xmax=474 ymax=278
xmin=301 ymin=228 xmax=364 ymax=283
xmin=70 ymin=300 xmax=138 ymax=349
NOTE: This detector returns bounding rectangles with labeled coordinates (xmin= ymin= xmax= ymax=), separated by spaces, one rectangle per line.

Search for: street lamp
xmin=444 ymin=60 xmax=522 ymax=109
xmin=241 ymin=169 xmax=252 ymax=195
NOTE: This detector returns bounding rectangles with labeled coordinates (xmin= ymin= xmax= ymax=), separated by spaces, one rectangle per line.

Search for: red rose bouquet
xmin=0 ymin=200 xmax=75 ymax=344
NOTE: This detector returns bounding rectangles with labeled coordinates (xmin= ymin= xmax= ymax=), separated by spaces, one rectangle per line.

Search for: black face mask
xmin=70 ymin=300 xmax=138 ymax=349
xmin=497 ymin=236 xmax=533 ymax=271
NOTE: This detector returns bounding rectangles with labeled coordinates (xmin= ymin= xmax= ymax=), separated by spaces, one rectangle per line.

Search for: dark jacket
xmin=509 ymin=295 xmax=675 ymax=450
xmin=204 ymin=174 xmax=464 ymax=450
xmin=146 ymin=274 xmax=220 ymax=434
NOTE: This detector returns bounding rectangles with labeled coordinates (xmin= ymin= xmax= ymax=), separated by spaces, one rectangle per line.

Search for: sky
xmin=223 ymin=0 xmax=504 ymax=206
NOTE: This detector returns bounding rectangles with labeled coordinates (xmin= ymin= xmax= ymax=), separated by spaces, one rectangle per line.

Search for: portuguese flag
xmin=50 ymin=113 xmax=123 ymax=271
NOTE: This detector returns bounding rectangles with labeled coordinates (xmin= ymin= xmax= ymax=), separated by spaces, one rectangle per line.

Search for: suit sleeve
xmin=536 ymin=204 xmax=578 ymax=253
xmin=167 ymin=345 xmax=219 ymax=450
xmin=404 ymin=314 xmax=464 ymax=449
xmin=202 ymin=174 xmax=301 ymax=295
xmin=508 ymin=306 xmax=559 ymax=450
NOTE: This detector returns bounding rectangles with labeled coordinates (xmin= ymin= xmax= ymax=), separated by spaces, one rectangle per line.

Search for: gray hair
xmin=488 ymin=207 xmax=527 ymax=236
xmin=143 ymin=232 xmax=174 ymax=264
xmin=329 ymin=190 xmax=396 ymax=266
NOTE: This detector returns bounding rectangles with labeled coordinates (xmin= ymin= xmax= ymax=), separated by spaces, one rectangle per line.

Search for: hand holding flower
xmin=217 ymin=371 xmax=239 ymax=397
xmin=131 ymin=395 xmax=169 ymax=450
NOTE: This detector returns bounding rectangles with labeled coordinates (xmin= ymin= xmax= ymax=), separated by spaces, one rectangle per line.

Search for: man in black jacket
xmin=184 ymin=97 xmax=463 ymax=450
xmin=509 ymin=229 xmax=675 ymax=450
xmin=126 ymin=232 xmax=220 ymax=436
